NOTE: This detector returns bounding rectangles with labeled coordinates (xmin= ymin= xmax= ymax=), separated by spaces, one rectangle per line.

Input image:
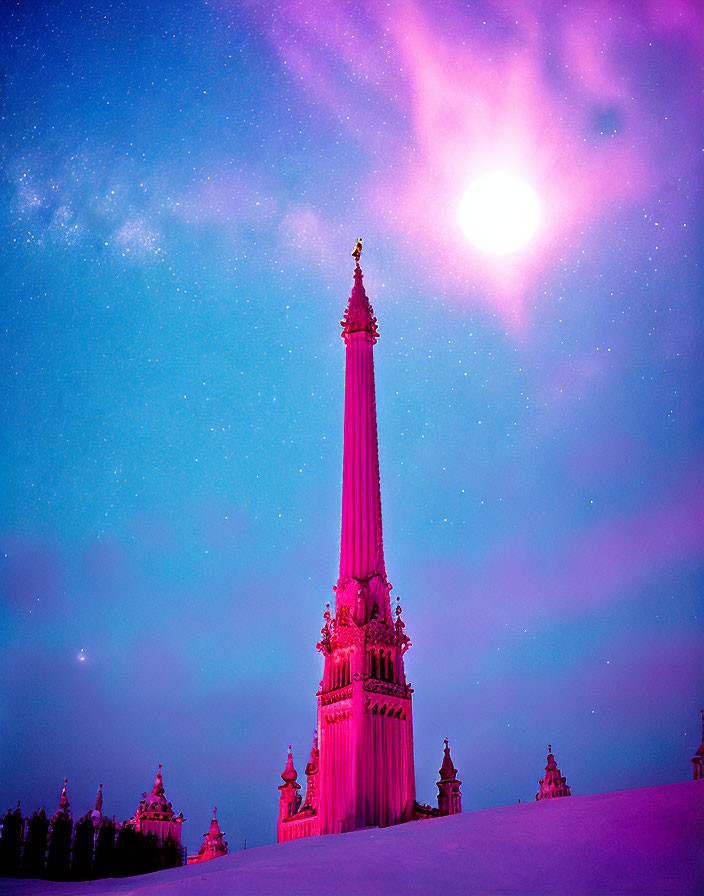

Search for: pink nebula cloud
xmin=241 ymin=0 xmax=702 ymax=322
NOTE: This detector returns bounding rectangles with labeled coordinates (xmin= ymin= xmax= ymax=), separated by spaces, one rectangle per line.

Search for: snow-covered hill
xmin=3 ymin=780 xmax=702 ymax=896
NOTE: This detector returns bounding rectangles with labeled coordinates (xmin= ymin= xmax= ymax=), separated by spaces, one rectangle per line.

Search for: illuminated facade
xmin=127 ymin=765 xmax=185 ymax=846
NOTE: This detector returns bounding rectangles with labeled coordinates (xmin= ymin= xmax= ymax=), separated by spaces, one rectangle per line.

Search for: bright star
xmin=459 ymin=172 xmax=542 ymax=255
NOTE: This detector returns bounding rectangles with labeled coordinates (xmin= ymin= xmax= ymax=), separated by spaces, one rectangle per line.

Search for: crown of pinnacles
xmin=340 ymin=261 xmax=379 ymax=343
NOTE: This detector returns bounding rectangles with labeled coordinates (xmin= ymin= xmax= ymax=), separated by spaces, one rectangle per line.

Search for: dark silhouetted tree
xmin=22 ymin=809 xmax=49 ymax=877
xmin=161 ymin=835 xmax=182 ymax=870
xmin=71 ymin=814 xmax=95 ymax=880
xmin=0 ymin=804 xmax=24 ymax=877
xmin=110 ymin=825 xmax=175 ymax=879
xmin=140 ymin=832 xmax=161 ymax=875
xmin=45 ymin=815 xmax=72 ymax=880
xmin=92 ymin=817 xmax=115 ymax=879
xmin=113 ymin=824 xmax=141 ymax=877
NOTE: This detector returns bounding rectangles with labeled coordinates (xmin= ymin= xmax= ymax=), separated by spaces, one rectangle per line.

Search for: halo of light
xmin=458 ymin=172 xmax=542 ymax=255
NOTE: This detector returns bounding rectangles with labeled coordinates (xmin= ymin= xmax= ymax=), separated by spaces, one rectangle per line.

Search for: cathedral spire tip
xmin=352 ymin=236 xmax=363 ymax=263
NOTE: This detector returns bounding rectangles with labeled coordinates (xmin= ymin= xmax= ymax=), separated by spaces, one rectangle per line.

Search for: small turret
xmin=536 ymin=745 xmax=572 ymax=800
xmin=691 ymin=710 xmax=704 ymax=780
xmin=90 ymin=783 xmax=103 ymax=826
xmin=436 ymin=738 xmax=462 ymax=816
xmin=187 ymin=807 xmax=228 ymax=864
xmin=278 ymin=745 xmax=302 ymax=835
xmin=53 ymin=778 xmax=71 ymax=822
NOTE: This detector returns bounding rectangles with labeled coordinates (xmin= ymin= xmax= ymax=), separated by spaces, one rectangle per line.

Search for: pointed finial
xmin=439 ymin=737 xmax=459 ymax=781
xmin=352 ymin=237 xmax=362 ymax=262
xmin=58 ymin=777 xmax=70 ymax=813
xmin=94 ymin=782 xmax=103 ymax=812
xmin=281 ymin=744 xmax=298 ymax=785
xmin=548 ymin=744 xmax=552 ymax=754
xmin=213 ymin=806 xmax=217 ymax=817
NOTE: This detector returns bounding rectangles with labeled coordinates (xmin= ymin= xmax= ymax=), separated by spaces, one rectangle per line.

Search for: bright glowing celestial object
xmin=458 ymin=172 xmax=542 ymax=255
xmin=78 ymin=648 xmax=87 ymax=662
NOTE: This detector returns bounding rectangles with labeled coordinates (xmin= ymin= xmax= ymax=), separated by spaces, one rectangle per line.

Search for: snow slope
xmin=2 ymin=780 xmax=702 ymax=896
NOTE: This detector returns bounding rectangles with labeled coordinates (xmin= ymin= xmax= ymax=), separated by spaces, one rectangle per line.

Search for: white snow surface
xmin=3 ymin=780 xmax=702 ymax=896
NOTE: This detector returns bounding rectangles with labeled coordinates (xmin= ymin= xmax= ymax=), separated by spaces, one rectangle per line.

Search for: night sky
xmin=1 ymin=0 xmax=702 ymax=852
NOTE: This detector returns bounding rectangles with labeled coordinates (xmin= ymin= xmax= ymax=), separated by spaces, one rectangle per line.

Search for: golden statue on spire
xmin=352 ymin=237 xmax=363 ymax=262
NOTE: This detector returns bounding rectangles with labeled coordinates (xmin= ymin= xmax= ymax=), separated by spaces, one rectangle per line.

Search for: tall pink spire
xmin=279 ymin=245 xmax=417 ymax=842
xmin=337 ymin=254 xmax=391 ymax=626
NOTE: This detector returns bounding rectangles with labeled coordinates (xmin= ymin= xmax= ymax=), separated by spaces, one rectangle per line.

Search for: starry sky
xmin=1 ymin=0 xmax=702 ymax=852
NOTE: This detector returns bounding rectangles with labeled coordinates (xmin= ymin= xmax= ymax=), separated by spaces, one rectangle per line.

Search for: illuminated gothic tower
xmin=315 ymin=257 xmax=416 ymax=834
xmin=278 ymin=252 xmax=416 ymax=841
xmin=277 ymin=248 xmax=464 ymax=841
